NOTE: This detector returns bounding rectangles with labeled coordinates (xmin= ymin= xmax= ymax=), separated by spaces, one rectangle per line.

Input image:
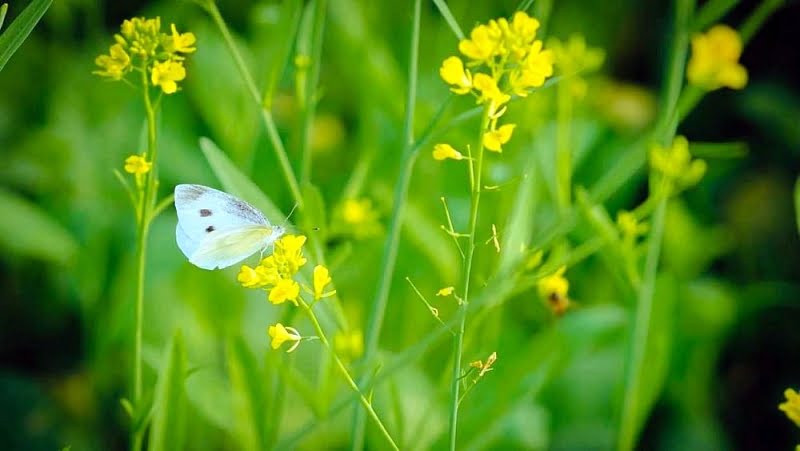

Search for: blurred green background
xmin=1 ymin=0 xmax=799 ymax=449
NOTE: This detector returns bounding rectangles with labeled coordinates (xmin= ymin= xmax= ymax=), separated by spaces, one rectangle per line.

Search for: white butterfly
xmin=174 ymin=184 xmax=285 ymax=270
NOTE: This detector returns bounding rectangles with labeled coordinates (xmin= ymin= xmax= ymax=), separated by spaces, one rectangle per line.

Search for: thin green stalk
xmin=131 ymin=66 xmax=159 ymax=451
xmin=351 ymin=0 xmax=421 ymax=448
xmin=617 ymin=198 xmax=667 ymax=451
xmin=298 ymin=0 xmax=328 ymax=184
xmin=298 ymin=298 xmax=399 ymax=451
xmin=202 ymin=0 xmax=303 ymax=207
xmin=555 ymin=77 xmax=573 ymax=211
xmin=739 ymin=0 xmax=783 ymax=44
xmin=448 ymin=107 xmax=491 ymax=451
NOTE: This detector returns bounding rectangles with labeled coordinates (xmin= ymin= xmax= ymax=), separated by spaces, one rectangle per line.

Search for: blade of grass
xmin=262 ymin=0 xmax=303 ymax=108
xmin=0 ymin=0 xmax=52 ymax=72
xmin=432 ymin=0 xmax=464 ymax=40
xmin=227 ymin=338 xmax=268 ymax=451
xmin=148 ymin=331 xmax=187 ymax=451
xmin=0 ymin=4 xmax=8 ymax=31
xmin=350 ymin=0 xmax=422 ymax=448
xmin=297 ymin=0 xmax=328 ymax=184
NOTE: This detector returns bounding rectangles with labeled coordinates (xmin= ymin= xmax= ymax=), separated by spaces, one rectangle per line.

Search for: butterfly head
xmin=272 ymin=225 xmax=287 ymax=240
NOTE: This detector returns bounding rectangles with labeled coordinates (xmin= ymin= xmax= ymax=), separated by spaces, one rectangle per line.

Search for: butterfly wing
xmin=174 ymin=184 xmax=273 ymax=269
xmin=188 ymin=224 xmax=276 ymax=270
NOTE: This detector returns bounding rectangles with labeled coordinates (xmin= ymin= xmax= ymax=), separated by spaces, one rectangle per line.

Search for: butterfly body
xmin=174 ymin=184 xmax=285 ymax=270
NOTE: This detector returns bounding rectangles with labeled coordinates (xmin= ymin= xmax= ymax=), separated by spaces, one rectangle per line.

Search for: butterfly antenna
xmin=282 ymin=203 xmax=299 ymax=227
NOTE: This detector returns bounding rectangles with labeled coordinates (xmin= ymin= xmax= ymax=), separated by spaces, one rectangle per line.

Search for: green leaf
xmin=199 ymin=137 xmax=285 ymax=222
xmin=227 ymin=338 xmax=268 ymax=451
xmin=691 ymin=0 xmax=740 ymax=32
xmin=0 ymin=4 xmax=8 ymax=31
xmin=185 ymin=368 xmax=235 ymax=433
xmin=795 ymin=176 xmax=800 ymax=235
xmin=497 ymin=153 xmax=538 ymax=275
xmin=0 ymin=0 xmax=52 ymax=72
xmin=0 ymin=187 xmax=78 ymax=263
xmin=148 ymin=331 xmax=188 ymax=451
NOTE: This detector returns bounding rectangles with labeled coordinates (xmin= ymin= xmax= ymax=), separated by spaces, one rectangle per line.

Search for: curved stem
xmin=298 ymin=298 xmax=399 ymax=451
xmin=448 ymin=106 xmax=491 ymax=450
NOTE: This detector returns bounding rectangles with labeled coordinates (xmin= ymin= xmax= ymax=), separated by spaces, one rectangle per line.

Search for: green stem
xmin=617 ymin=198 xmax=667 ymax=451
xmin=298 ymin=298 xmax=399 ymax=451
xmin=131 ymin=65 xmax=158 ymax=451
xmin=298 ymin=0 xmax=328 ymax=185
xmin=555 ymin=77 xmax=573 ymax=211
xmin=739 ymin=0 xmax=783 ymax=45
xmin=448 ymin=107 xmax=491 ymax=451
xmin=351 ymin=0 xmax=421 ymax=447
xmin=203 ymin=0 xmax=304 ymax=208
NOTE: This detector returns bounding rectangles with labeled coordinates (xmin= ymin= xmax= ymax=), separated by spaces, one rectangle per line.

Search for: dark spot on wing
xmin=206 ymin=225 xmax=215 ymax=233
xmin=199 ymin=208 xmax=212 ymax=217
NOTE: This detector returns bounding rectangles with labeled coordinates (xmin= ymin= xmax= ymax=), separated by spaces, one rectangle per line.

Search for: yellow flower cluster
xmin=687 ymin=25 xmax=747 ymax=91
xmin=435 ymin=11 xmax=554 ymax=160
xmin=237 ymin=235 xmax=309 ymax=305
xmin=549 ymin=34 xmax=605 ymax=99
xmin=537 ymin=266 xmax=570 ymax=316
xmin=780 ymin=388 xmax=800 ymax=427
xmin=649 ymin=136 xmax=707 ymax=193
xmin=94 ymin=17 xmax=196 ymax=94
xmin=616 ymin=210 xmax=648 ymax=243
xmin=237 ymin=235 xmax=336 ymax=352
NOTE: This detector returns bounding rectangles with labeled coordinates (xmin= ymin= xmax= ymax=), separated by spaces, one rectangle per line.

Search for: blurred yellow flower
xmin=313 ymin=265 xmax=336 ymax=300
xmin=151 ymin=60 xmax=186 ymax=94
xmin=436 ymin=286 xmax=455 ymax=297
xmin=334 ymin=329 xmax=364 ymax=360
xmin=168 ymin=23 xmax=196 ymax=54
xmin=94 ymin=44 xmax=131 ymax=80
xmin=617 ymin=211 xmax=648 ymax=241
xmin=432 ymin=143 xmax=464 ymax=161
xmin=269 ymin=278 xmax=300 ymax=305
xmin=440 ymin=56 xmax=473 ymax=94
xmin=335 ymin=199 xmax=382 ymax=239
xmin=483 ymin=124 xmax=516 ymax=152
xmin=123 ymin=155 xmax=152 ymax=175
xmin=537 ymin=266 xmax=570 ymax=315
xmin=650 ymin=136 xmax=707 ymax=191
xmin=687 ymin=25 xmax=747 ymax=90
xmin=268 ymin=323 xmax=302 ymax=352
xmin=780 ymin=388 xmax=800 ymax=427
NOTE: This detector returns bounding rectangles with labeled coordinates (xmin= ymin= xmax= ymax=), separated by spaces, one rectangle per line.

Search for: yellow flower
xmin=337 ymin=200 xmax=381 ymax=239
xmin=334 ymin=329 xmax=364 ymax=360
xmin=459 ymin=23 xmax=503 ymax=63
xmin=537 ymin=266 xmax=570 ymax=315
xmin=123 ymin=155 xmax=152 ymax=175
xmin=313 ymin=265 xmax=336 ymax=300
xmin=510 ymin=41 xmax=555 ymax=96
xmin=273 ymin=234 xmax=308 ymax=276
xmin=268 ymin=278 xmax=300 ymax=305
xmin=268 ymin=323 xmax=302 ymax=352
xmin=780 ymin=388 xmax=800 ymax=427
xmin=432 ymin=143 xmax=464 ymax=161
xmin=237 ymin=265 xmax=263 ymax=288
xmin=482 ymin=124 xmax=516 ymax=152
xmin=440 ymin=56 xmax=473 ymax=94
xmin=94 ymin=44 xmax=131 ymax=80
xmin=687 ymin=25 xmax=747 ymax=90
xmin=168 ymin=23 xmax=196 ymax=54
xmin=436 ymin=286 xmax=455 ymax=297
xmin=473 ymin=73 xmax=510 ymax=106
xmin=120 ymin=17 xmax=162 ymax=57
xmin=151 ymin=60 xmax=186 ymax=94
xmin=342 ymin=199 xmax=371 ymax=224
xmin=650 ymin=135 xmax=707 ymax=190
xmin=617 ymin=211 xmax=648 ymax=241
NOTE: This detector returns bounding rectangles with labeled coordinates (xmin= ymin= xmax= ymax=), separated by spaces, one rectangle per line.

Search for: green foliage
xmin=0 ymin=0 xmax=52 ymax=71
